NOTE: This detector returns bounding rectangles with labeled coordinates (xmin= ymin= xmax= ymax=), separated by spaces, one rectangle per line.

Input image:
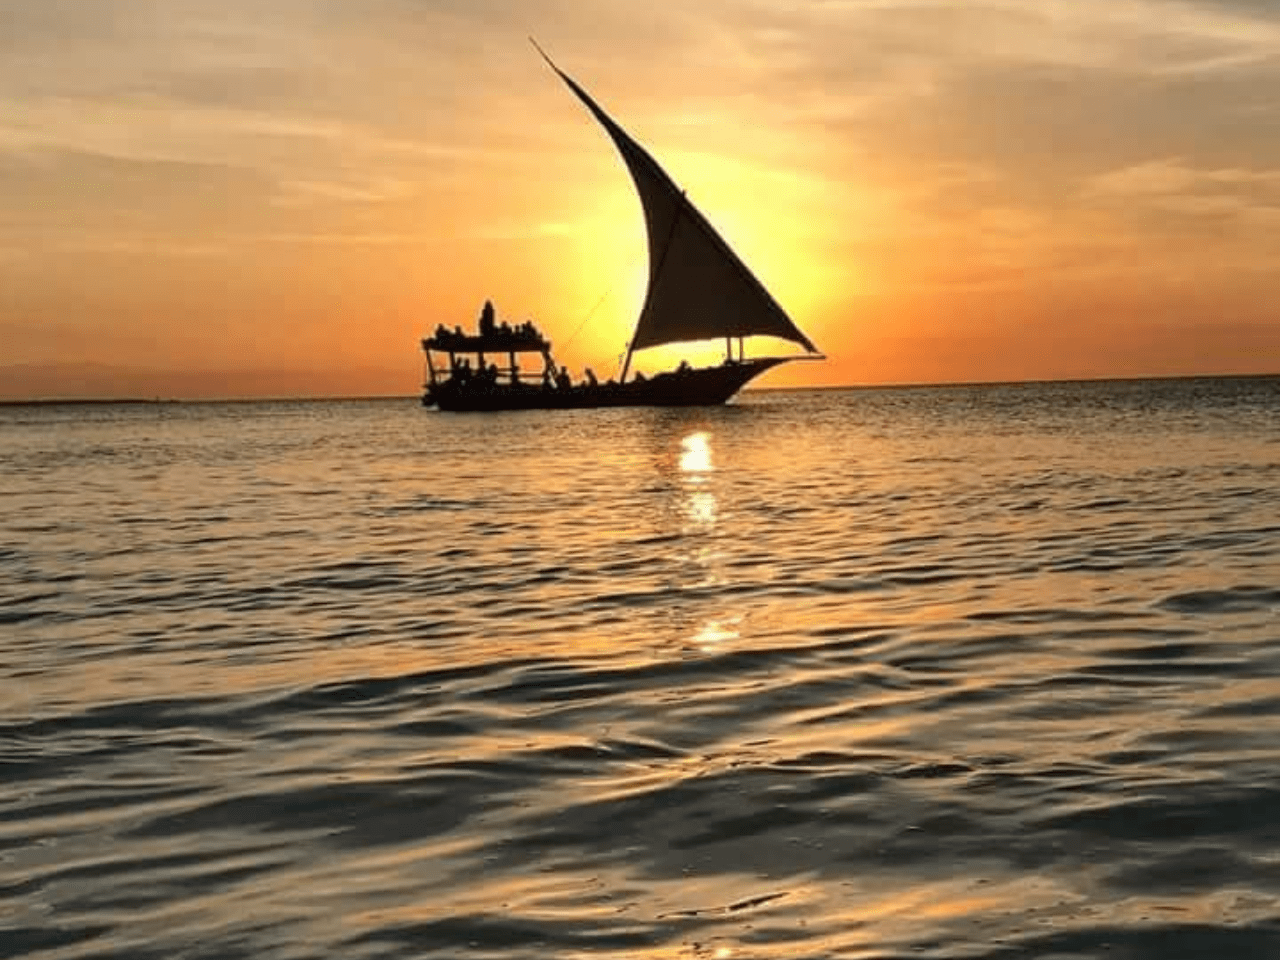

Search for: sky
xmin=1 ymin=0 xmax=1278 ymax=399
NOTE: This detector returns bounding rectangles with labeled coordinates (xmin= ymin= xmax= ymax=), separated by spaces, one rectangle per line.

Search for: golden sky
xmin=2 ymin=0 xmax=1278 ymax=398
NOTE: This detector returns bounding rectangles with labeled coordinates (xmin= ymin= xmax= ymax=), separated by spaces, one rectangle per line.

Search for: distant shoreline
xmin=0 ymin=395 xmax=416 ymax=407
xmin=0 ymin=398 xmax=183 ymax=407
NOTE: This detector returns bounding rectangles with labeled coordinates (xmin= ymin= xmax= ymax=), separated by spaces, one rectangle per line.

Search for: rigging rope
xmin=559 ymin=245 xmax=646 ymax=377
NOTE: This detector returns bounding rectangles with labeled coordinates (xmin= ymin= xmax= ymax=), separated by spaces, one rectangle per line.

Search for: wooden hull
xmin=424 ymin=358 xmax=790 ymax=412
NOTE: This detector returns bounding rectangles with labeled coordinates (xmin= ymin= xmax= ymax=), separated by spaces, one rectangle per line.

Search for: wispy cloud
xmin=55 ymin=236 xmax=232 ymax=258
xmin=0 ymin=98 xmax=354 ymax=165
xmin=1082 ymin=157 xmax=1280 ymax=228
xmin=465 ymin=221 xmax=579 ymax=242
xmin=1084 ymin=157 xmax=1280 ymax=195
xmin=273 ymin=176 xmax=416 ymax=207
xmin=785 ymin=0 xmax=1280 ymax=75
xmin=256 ymin=231 xmax=439 ymax=247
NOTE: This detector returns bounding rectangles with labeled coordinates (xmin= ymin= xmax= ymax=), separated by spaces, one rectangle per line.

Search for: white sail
xmin=541 ymin=54 xmax=818 ymax=355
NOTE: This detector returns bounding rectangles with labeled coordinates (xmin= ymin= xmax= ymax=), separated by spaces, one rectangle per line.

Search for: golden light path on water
xmin=678 ymin=430 xmax=745 ymax=657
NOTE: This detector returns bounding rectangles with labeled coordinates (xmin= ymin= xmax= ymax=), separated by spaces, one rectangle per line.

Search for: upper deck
xmin=423 ymin=325 xmax=551 ymax=355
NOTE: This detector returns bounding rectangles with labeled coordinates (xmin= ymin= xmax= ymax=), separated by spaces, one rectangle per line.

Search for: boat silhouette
xmin=421 ymin=43 xmax=823 ymax=412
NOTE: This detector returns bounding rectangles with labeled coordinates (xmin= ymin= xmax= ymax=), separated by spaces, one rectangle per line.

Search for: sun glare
xmin=680 ymin=432 xmax=713 ymax=476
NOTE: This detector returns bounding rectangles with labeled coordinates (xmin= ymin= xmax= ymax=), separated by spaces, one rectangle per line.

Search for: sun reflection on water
xmin=692 ymin=617 xmax=742 ymax=652
xmin=680 ymin=431 xmax=713 ymax=477
xmin=684 ymin=491 xmax=717 ymax=528
xmin=675 ymin=429 xmax=743 ymax=652
xmin=680 ymin=431 xmax=717 ymax=531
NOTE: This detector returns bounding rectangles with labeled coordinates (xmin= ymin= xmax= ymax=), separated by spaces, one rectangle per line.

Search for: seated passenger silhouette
xmin=556 ymin=366 xmax=572 ymax=390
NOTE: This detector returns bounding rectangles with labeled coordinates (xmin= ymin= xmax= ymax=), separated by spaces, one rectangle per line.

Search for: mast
xmin=620 ymin=200 xmax=685 ymax=383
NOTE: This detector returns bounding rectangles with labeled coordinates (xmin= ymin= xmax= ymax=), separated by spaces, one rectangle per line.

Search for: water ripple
xmin=2 ymin=380 xmax=1279 ymax=958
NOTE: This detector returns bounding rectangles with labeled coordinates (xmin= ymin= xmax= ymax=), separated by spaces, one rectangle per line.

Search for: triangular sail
xmin=538 ymin=49 xmax=818 ymax=354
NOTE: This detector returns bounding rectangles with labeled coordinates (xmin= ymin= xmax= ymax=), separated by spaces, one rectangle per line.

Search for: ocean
xmin=3 ymin=377 xmax=1279 ymax=960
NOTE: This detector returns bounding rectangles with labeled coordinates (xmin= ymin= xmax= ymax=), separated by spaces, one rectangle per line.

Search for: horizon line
xmin=2 ymin=371 xmax=1276 ymax=406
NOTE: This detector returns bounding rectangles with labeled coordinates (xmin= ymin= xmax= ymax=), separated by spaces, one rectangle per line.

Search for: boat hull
xmin=424 ymin=358 xmax=789 ymax=412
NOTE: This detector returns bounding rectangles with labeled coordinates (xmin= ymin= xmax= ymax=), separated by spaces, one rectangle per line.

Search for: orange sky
xmin=2 ymin=0 xmax=1278 ymax=399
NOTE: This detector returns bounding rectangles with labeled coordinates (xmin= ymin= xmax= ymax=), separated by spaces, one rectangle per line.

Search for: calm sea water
xmin=3 ymin=378 xmax=1279 ymax=960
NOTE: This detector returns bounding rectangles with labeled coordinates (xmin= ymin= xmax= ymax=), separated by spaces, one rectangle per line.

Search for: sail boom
xmin=627 ymin=332 xmax=814 ymax=352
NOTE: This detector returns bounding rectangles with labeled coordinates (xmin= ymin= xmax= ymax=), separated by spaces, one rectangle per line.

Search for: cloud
xmin=2 ymin=0 xmax=1275 ymax=182
xmin=55 ymin=236 xmax=232 ymax=258
xmin=1081 ymin=157 xmax=1280 ymax=231
xmin=1084 ymin=158 xmax=1280 ymax=196
xmin=256 ymin=231 xmax=438 ymax=247
xmin=273 ymin=176 xmax=416 ymax=207
xmin=465 ymin=221 xmax=578 ymax=242
xmin=799 ymin=0 xmax=1280 ymax=74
